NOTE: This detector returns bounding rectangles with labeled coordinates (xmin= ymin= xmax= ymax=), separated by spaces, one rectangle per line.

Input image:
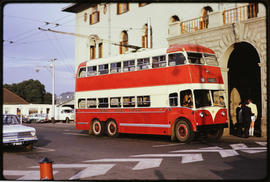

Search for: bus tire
xmin=92 ymin=119 xmax=104 ymax=136
xmin=175 ymin=119 xmax=194 ymax=143
xmin=106 ymin=119 xmax=119 ymax=137
xmin=65 ymin=117 xmax=70 ymax=123
xmin=207 ymin=127 xmax=224 ymax=141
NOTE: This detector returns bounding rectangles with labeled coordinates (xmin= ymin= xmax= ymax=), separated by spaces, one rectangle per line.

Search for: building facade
xmin=64 ymin=3 xmax=267 ymax=137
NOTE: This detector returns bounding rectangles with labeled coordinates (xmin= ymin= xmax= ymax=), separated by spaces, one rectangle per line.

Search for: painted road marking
xmin=3 ymin=170 xmax=58 ymax=180
xmin=230 ymin=143 xmax=267 ymax=154
xmin=31 ymin=164 xmax=115 ymax=180
xmin=255 ymin=141 xmax=267 ymax=146
xmin=171 ymin=146 xmax=239 ymax=158
xmin=131 ymin=153 xmax=203 ymax=163
xmin=34 ymin=147 xmax=55 ymax=152
xmin=85 ymin=158 xmax=163 ymax=170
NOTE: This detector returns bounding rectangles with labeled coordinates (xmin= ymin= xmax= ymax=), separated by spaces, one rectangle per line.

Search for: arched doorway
xmin=227 ymin=42 xmax=261 ymax=136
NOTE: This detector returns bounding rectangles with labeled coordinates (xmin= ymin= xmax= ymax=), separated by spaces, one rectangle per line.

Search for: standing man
xmin=248 ymin=99 xmax=258 ymax=136
xmin=241 ymin=100 xmax=252 ymax=138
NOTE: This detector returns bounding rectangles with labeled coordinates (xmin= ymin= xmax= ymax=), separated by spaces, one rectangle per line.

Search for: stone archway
xmin=227 ymin=41 xmax=261 ymax=136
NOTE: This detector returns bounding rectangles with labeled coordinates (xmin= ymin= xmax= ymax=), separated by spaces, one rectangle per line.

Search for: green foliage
xmin=3 ymin=79 xmax=52 ymax=104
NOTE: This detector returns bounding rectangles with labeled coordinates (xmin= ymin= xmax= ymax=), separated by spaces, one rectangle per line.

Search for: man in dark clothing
xmin=235 ymin=102 xmax=243 ymax=136
xmin=241 ymin=100 xmax=252 ymax=138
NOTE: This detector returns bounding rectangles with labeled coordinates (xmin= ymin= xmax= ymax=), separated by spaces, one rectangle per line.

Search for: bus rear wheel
xmin=106 ymin=120 xmax=119 ymax=137
xmin=175 ymin=119 xmax=194 ymax=143
xmin=92 ymin=120 xmax=104 ymax=136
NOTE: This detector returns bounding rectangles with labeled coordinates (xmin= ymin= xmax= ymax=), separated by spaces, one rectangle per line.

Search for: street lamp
xmin=35 ymin=58 xmax=56 ymax=123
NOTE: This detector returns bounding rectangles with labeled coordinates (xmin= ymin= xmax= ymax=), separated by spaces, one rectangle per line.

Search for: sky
xmin=3 ymin=3 xmax=76 ymax=95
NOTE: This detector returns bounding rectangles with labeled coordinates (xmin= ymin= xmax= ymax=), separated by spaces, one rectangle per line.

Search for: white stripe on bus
xmin=119 ymin=123 xmax=171 ymax=128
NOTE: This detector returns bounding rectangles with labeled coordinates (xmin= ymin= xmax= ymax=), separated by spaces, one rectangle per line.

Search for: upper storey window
xmin=117 ymin=3 xmax=129 ymax=15
xmin=90 ymin=5 xmax=100 ymax=25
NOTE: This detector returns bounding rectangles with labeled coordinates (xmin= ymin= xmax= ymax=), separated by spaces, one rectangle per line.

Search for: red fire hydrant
xmin=39 ymin=157 xmax=54 ymax=180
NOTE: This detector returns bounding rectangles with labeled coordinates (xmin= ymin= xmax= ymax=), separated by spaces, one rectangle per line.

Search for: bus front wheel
xmin=175 ymin=119 xmax=194 ymax=143
xmin=207 ymin=127 xmax=224 ymax=141
xmin=106 ymin=120 xmax=119 ymax=137
xmin=92 ymin=120 xmax=104 ymax=136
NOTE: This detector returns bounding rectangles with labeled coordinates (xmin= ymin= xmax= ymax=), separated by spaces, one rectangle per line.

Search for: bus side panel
xmin=76 ymin=109 xmax=91 ymax=130
xmin=116 ymin=109 xmax=170 ymax=135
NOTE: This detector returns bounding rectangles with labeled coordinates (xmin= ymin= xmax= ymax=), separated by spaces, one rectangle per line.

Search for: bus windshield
xmin=194 ymin=89 xmax=225 ymax=108
xmin=187 ymin=52 xmax=218 ymax=66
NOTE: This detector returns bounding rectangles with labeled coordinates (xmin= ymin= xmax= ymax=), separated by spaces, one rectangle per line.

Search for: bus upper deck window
xmin=99 ymin=64 xmax=109 ymax=75
xmin=152 ymin=55 xmax=166 ymax=68
xmin=204 ymin=54 xmax=219 ymax=66
xmin=187 ymin=52 xmax=204 ymax=65
xmin=137 ymin=58 xmax=150 ymax=70
xmin=123 ymin=60 xmax=135 ymax=72
xmin=87 ymin=66 xmax=97 ymax=76
xmin=168 ymin=53 xmax=186 ymax=66
xmin=111 ymin=62 xmax=121 ymax=73
xmin=78 ymin=67 xmax=86 ymax=78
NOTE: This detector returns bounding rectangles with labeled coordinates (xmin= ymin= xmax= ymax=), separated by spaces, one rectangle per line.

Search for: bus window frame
xmin=87 ymin=65 xmax=97 ymax=76
xmin=78 ymin=67 xmax=87 ymax=78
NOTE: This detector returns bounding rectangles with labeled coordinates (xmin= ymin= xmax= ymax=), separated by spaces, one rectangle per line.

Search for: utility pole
xmin=51 ymin=58 xmax=56 ymax=123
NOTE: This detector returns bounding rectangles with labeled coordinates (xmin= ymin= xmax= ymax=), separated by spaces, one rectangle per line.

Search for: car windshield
xmin=3 ymin=115 xmax=20 ymax=125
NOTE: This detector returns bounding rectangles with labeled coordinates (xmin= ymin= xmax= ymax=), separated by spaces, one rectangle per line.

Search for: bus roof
xmin=167 ymin=44 xmax=215 ymax=54
xmin=77 ymin=44 xmax=215 ymax=68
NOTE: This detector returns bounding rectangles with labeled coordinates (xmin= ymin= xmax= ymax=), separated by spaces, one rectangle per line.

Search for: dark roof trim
xmin=62 ymin=3 xmax=95 ymax=13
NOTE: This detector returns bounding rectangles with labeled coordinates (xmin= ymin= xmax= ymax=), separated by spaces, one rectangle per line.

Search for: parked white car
xmin=3 ymin=114 xmax=38 ymax=150
xmin=28 ymin=113 xmax=48 ymax=123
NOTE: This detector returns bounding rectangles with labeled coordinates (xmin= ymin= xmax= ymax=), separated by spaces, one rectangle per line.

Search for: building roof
xmin=3 ymin=88 xmax=29 ymax=105
xmin=62 ymin=3 xmax=94 ymax=13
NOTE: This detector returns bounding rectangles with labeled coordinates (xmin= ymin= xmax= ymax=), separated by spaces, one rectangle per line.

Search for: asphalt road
xmin=2 ymin=122 xmax=268 ymax=180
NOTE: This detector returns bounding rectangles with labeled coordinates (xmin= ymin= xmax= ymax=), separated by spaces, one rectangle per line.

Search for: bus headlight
xmin=200 ymin=112 xmax=204 ymax=118
xmin=221 ymin=111 xmax=226 ymax=117
xmin=201 ymin=77 xmax=205 ymax=82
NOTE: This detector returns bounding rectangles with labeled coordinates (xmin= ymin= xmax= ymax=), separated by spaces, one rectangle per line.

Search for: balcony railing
xmin=169 ymin=3 xmax=260 ymax=36
xmin=223 ymin=3 xmax=258 ymax=24
xmin=180 ymin=16 xmax=208 ymax=34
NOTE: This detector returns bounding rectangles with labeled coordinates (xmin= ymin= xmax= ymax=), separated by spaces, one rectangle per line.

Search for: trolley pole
xmin=51 ymin=58 xmax=56 ymax=123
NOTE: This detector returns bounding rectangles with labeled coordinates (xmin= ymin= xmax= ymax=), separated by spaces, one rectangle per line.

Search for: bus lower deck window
xmin=137 ymin=96 xmax=150 ymax=107
xmin=98 ymin=98 xmax=109 ymax=108
xmin=78 ymin=99 xmax=86 ymax=109
xmin=87 ymin=98 xmax=97 ymax=108
xmin=180 ymin=90 xmax=193 ymax=108
xmin=110 ymin=97 xmax=121 ymax=107
xmin=169 ymin=93 xmax=178 ymax=106
xmin=123 ymin=96 xmax=135 ymax=107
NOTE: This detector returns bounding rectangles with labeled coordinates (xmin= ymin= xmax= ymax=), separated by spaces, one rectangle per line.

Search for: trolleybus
xmin=75 ymin=44 xmax=228 ymax=143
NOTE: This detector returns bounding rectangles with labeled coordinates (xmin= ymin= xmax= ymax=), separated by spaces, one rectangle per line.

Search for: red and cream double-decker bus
xmin=75 ymin=44 xmax=228 ymax=143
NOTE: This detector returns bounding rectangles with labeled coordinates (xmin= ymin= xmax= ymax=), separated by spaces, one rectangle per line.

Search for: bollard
xmin=39 ymin=157 xmax=54 ymax=180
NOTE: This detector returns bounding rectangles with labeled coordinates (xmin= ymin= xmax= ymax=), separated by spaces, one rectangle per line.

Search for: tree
xmin=3 ymin=79 xmax=52 ymax=104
